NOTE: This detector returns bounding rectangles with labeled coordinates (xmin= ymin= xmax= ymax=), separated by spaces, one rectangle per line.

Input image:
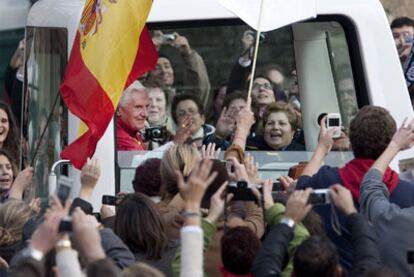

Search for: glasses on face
xmin=253 ymin=82 xmax=273 ymax=91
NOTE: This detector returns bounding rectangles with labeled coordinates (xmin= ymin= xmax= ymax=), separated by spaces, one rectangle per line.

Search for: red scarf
xmin=338 ymin=159 xmax=399 ymax=200
xmin=219 ymin=265 xmax=252 ymax=277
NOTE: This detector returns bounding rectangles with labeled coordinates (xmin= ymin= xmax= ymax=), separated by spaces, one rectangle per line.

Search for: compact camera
xmin=58 ymin=216 xmax=72 ymax=232
xmin=309 ymin=189 xmax=330 ymax=205
xmin=227 ymin=181 xmax=258 ymax=202
xmin=327 ymin=113 xmax=342 ymax=139
xmin=163 ymin=33 xmax=176 ymax=43
xmin=142 ymin=126 xmax=167 ymax=142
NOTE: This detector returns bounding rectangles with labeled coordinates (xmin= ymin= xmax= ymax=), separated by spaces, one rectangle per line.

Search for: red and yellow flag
xmin=60 ymin=0 xmax=157 ymax=169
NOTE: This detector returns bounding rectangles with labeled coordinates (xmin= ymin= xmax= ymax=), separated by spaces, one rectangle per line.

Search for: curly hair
xmin=0 ymin=200 xmax=32 ymax=246
xmin=132 ymin=158 xmax=162 ymax=197
xmin=349 ymin=106 xmax=396 ymax=159
xmin=221 ymin=226 xmax=261 ymax=275
xmin=263 ymin=102 xmax=299 ymax=130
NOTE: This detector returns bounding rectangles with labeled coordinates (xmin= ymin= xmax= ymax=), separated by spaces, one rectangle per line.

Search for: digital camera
xmin=142 ymin=126 xmax=167 ymax=142
xmin=163 ymin=33 xmax=176 ymax=43
xmin=309 ymin=189 xmax=330 ymax=205
xmin=227 ymin=181 xmax=258 ymax=202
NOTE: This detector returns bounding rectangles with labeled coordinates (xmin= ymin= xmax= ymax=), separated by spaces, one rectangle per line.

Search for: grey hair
xmin=118 ymin=80 xmax=147 ymax=108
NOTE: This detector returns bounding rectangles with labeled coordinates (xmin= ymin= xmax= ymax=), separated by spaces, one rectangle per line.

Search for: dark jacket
xmin=296 ymin=165 xmax=414 ymax=270
xmin=251 ymin=213 xmax=379 ymax=277
xmin=99 ymin=228 xmax=135 ymax=270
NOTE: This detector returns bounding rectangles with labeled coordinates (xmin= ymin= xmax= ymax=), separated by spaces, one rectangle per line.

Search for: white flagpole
xmin=246 ymin=0 xmax=265 ymax=108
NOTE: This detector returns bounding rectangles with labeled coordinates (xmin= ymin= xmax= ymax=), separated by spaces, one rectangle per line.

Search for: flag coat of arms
xmin=60 ymin=0 xmax=157 ymax=169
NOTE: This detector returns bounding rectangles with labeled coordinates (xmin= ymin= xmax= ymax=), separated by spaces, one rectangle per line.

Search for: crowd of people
xmin=1 ymin=12 xmax=414 ymax=277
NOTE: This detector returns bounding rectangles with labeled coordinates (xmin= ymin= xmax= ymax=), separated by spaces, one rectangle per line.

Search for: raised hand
xmin=201 ymin=143 xmax=221 ymax=160
xmin=284 ymin=188 xmax=313 ymax=224
xmin=262 ymin=179 xmax=274 ymax=210
xmin=317 ymin=115 xmax=336 ymax=154
xmin=215 ymin=107 xmax=237 ymax=138
xmin=79 ymin=158 xmax=100 ymax=199
xmin=280 ymin=176 xmax=296 ymax=196
xmin=244 ymin=153 xmax=261 ymax=184
xmin=175 ymin=159 xmax=218 ymax=207
xmin=71 ymin=208 xmax=106 ymax=264
xmin=227 ymin=157 xmax=250 ymax=182
xmin=206 ymin=181 xmax=233 ymax=224
xmin=8 ymin=166 xmax=33 ymax=200
xmin=390 ymin=118 xmax=414 ymax=151
xmin=171 ymin=32 xmax=192 ymax=56
xmin=174 ymin=115 xmax=193 ymax=145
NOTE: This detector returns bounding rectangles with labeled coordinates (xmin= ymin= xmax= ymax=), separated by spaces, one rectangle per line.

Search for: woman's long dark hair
xmin=114 ymin=192 xmax=168 ymax=260
xmin=0 ymin=102 xmax=20 ymax=168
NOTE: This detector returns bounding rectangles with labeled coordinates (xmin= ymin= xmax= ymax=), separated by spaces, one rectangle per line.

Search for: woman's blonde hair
xmin=0 ymin=200 xmax=32 ymax=246
xmin=160 ymin=144 xmax=200 ymax=199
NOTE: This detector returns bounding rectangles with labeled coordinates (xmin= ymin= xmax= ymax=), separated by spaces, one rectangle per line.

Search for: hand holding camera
xmin=317 ymin=114 xmax=337 ymax=154
xmin=171 ymin=32 xmax=192 ymax=56
xmin=206 ymin=181 xmax=233 ymax=224
xmin=31 ymin=212 xmax=64 ymax=255
xmin=328 ymin=184 xmax=357 ymax=216
xmin=71 ymin=207 xmax=106 ymax=264
xmin=285 ymin=188 xmax=313 ymax=224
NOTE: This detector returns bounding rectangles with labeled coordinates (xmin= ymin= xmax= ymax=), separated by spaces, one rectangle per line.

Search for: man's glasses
xmin=253 ymin=82 xmax=273 ymax=90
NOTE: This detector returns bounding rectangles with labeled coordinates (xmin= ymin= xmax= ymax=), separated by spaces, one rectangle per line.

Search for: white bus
xmin=22 ymin=0 xmax=414 ymax=208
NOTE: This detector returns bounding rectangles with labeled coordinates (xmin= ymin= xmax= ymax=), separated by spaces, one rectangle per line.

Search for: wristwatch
xmin=280 ymin=216 xmax=295 ymax=228
xmin=21 ymin=246 xmax=44 ymax=262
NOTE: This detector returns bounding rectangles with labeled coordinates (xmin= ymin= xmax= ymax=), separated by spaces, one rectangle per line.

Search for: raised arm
xmin=301 ymin=116 xmax=335 ymax=177
xmin=371 ymin=119 xmax=414 ymax=173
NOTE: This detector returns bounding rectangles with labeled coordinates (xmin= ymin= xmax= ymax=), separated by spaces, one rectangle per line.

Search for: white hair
xmin=118 ymin=80 xmax=147 ymax=108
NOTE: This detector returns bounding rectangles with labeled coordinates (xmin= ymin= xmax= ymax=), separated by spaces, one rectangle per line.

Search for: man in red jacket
xmin=116 ymin=82 xmax=149 ymax=151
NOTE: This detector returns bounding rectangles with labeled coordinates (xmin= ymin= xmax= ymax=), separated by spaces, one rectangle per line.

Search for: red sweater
xmin=116 ymin=119 xmax=146 ymax=151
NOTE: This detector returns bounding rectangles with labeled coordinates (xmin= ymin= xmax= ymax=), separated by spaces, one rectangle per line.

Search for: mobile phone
xmin=327 ymin=113 xmax=341 ymax=138
xmin=102 ymin=195 xmax=117 ymax=206
xmin=227 ymin=181 xmax=257 ymax=201
xmin=56 ymin=176 xmax=72 ymax=205
xmin=309 ymin=189 xmax=330 ymax=205
xmin=58 ymin=216 xmax=72 ymax=232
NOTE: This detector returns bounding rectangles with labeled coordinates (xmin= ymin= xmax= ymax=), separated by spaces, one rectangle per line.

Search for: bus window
xmin=116 ymin=19 xmax=363 ymax=192
xmin=23 ymin=27 xmax=68 ymax=199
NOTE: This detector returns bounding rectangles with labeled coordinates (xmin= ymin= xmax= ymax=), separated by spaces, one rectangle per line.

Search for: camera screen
xmin=328 ymin=118 xmax=340 ymax=126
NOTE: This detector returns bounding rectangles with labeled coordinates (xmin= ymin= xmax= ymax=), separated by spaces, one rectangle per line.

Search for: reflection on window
xmin=23 ymin=27 xmax=68 ymax=199
xmin=116 ymin=20 xmax=360 ymax=191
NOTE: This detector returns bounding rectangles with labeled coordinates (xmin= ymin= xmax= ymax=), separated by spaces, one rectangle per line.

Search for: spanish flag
xmin=60 ymin=0 xmax=157 ymax=169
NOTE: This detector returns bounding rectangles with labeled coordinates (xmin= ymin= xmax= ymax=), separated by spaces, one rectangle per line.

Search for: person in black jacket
xmin=252 ymin=185 xmax=382 ymax=277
